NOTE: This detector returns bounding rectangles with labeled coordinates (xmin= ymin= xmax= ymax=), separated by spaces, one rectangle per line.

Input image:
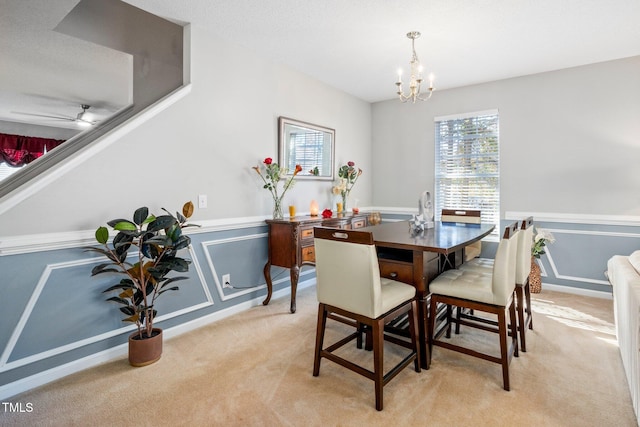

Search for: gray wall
xmin=372 ymin=56 xmax=640 ymax=215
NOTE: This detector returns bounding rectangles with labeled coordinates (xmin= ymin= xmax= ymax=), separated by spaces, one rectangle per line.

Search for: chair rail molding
xmin=505 ymin=211 xmax=640 ymax=226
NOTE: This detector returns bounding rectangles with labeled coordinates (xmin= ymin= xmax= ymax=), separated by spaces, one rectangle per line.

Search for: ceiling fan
xmin=13 ymin=104 xmax=98 ymax=126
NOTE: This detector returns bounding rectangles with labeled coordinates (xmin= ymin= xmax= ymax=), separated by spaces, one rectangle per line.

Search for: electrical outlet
xmin=222 ymin=274 xmax=231 ymax=288
xmin=198 ymin=194 xmax=208 ymax=209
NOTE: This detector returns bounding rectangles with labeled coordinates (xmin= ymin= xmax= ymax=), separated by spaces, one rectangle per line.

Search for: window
xmin=434 ymin=110 xmax=499 ymax=235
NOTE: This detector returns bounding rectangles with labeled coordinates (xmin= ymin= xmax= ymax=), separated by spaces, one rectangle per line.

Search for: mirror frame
xmin=278 ymin=116 xmax=335 ymax=181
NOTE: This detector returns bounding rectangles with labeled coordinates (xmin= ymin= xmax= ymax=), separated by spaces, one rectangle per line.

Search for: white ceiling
xmin=2 ymin=0 xmax=640 ymax=129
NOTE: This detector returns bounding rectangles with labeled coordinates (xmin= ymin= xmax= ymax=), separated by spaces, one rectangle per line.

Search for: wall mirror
xmin=278 ymin=117 xmax=334 ymax=181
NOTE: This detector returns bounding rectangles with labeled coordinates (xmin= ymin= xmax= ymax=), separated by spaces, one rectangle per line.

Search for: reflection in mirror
xmin=278 ymin=117 xmax=334 ymax=181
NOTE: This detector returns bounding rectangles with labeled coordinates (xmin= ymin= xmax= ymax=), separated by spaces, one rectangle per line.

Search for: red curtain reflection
xmin=0 ymin=133 xmax=66 ymax=167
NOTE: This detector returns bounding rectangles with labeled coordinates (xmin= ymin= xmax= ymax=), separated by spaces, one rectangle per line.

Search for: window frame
xmin=434 ymin=109 xmax=500 ymax=237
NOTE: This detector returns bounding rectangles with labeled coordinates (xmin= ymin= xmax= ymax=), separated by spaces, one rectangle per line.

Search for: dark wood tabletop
xmin=361 ymin=220 xmax=495 ymax=254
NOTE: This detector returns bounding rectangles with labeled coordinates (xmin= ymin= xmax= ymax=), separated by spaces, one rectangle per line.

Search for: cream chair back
xmin=441 ymin=209 xmax=482 ymax=260
xmin=314 ymin=228 xmax=382 ymax=318
xmin=491 ymin=222 xmax=520 ymax=305
xmin=516 ymin=217 xmax=534 ymax=286
xmin=441 ymin=209 xmax=482 ymax=224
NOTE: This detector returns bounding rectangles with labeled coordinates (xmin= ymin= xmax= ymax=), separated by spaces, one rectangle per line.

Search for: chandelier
xmin=395 ymin=31 xmax=434 ymax=103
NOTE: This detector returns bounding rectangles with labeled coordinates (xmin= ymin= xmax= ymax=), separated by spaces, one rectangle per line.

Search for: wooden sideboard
xmin=263 ymin=212 xmax=370 ymax=313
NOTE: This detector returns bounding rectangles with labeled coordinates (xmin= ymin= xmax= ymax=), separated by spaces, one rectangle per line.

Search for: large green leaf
xmin=107 ymin=218 xmax=129 ymax=228
xmin=133 ymin=207 xmax=149 ymax=226
xmin=167 ymin=224 xmax=181 ymax=242
xmin=113 ymin=233 xmax=134 ymax=254
xmin=173 ymin=235 xmax=191 ymax=250
xmin=147 ymin=215 xmax=176 ymax=232
xmin=84 ymin=247 xmax=119 ymax=263
xmin=102 ymin=282 xmax=135 ymax=293
xmin=162 ymin=258 xmax=190 ymax=272
xmin=95 ymin=227 xmax=109 ymax=244
xmin=113 ymin=221 xmax=138 ymax=232
xmin=91 ymin=263 xmax=121 ymax=276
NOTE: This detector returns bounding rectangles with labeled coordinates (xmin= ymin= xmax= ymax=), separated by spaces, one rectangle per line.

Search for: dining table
xmin=361 ymin=220 xmax=496 ymax=368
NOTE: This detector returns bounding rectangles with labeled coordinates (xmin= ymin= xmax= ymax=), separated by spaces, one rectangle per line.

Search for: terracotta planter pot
xmin=529 ymin=258 xmax=542 ymax=293
xmin=128 ymin=328 xmax=163 ymax=367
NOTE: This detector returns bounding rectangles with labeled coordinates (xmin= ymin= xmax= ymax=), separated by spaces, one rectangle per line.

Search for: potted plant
xmin=529 ymin=227 xmax=555 ymax=293
xmin=85 ymin=201 xmax=196 ymax=366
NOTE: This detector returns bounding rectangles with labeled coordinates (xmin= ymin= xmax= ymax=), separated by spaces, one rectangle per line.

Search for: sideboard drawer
xmin=301 ymin=246 xmax=316 ymax=263
xmin=300 ymin=227 xmax=314 ymax=239
xmin=352 ymin=219 xmax=367 ymax=229
xmin=378 ymin=259 xmax=414 ymax=285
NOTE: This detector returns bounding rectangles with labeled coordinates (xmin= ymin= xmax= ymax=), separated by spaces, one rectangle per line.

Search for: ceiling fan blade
xmin=12 ymin=111 xmax=76 ymax=121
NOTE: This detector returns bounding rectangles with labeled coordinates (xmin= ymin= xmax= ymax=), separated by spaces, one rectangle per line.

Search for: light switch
xmin=198 ymin=194 xmax=207 ymax=209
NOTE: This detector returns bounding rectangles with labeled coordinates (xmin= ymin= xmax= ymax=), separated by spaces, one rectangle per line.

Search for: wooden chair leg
xmin=373 ymin=318 xmax=384 ymax=411
xmin=408 ymin=300 xmax=423 ymax=372
xmin=509 ymin=299 xmax=519 ymax=358
xmin=515 ymin=285 xmax=527 ymax=352
xmin=313 ymin=303 xmax=327 ymax=376
xmin=525 ymin=281 xmax=534 ymax=330
xmin=445 ymin=304 xmax=453 ymax=338
xmin=455 ymin=306 xmax=462 ymax=334
xmin=428 ymin=296 xmax=437 ymax=355
xmin=497 ymin=308 xmax=510 ymax=391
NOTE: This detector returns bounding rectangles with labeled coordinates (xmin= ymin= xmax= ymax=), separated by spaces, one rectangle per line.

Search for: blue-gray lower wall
xmin=1 ymin=210 xmax=637 ymax=398
xmin=500 ymin=213 xmax=640 ymax=295
xmin=0 ymin=220 xmax=317 ymax=398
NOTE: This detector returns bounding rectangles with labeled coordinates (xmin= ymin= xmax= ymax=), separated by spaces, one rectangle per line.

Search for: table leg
xmin=417 ymin=295 xmax=430 ymax=369
xmin=289 ymin=265 xmax=300 ymax=313
xmin=262 ymin=261 xmax=272 ymax=306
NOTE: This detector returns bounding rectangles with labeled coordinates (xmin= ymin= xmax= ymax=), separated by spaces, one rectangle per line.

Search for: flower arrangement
xmin=331 ymin=161 xmax=362 ymax=212
xmin=252 ymin=157 xmax=302 ymax=219
xmin=532 ymin=228 xmax=555 ymax=258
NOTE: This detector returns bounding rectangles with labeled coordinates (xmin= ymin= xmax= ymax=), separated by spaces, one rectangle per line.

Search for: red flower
xmin=264 ymin=157 xmax=273 ymax=165
xmin=347 ymin=161 xmax=355 ymax=167
xmin=321 ymin=209 xmax=333 ymax=218
xmin=294 ymin=164 xmax=303 ymax=174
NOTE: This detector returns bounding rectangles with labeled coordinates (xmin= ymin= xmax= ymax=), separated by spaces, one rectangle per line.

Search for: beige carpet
xmin=0 ymin=287 xmax=636 ymax=427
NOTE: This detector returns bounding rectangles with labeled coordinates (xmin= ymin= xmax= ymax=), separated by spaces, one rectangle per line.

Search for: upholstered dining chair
xmin=312 ymin=227 xmax=421 ymax=411
xmin=441 ymin=209 xmax=482 ymax=262
xmin=460 ymin=217 xmax=535 ymax=352
xmin=428 ymin=222 xmax=520 ymax=390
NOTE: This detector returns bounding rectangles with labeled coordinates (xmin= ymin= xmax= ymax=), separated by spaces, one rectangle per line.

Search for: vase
xmin=342 ymin=193 xmax=348 ymax=212
xmin=272 ymin=197 xmax=284 ymax=219
xmin=529 ymin=258 xmax=542 ymax=293
xmin=129 ymin=328 xmax=163 ymax=367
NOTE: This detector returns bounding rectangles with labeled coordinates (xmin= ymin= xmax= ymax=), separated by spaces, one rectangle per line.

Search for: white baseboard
xmin=0 ymin=279 xmax=315 ymax=401
xmin=542 ymin=282 xmax=612 ymax=299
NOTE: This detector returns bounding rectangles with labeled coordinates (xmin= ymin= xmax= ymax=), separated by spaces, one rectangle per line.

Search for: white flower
xmin=538 ymin=230 xmax=555 ymax=243
xmin=332 ymin=178 xmax=347 ymax=195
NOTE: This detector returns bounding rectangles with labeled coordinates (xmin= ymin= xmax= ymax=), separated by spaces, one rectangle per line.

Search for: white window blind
xmin=434 ymin=110 xmax=500 ymax=235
